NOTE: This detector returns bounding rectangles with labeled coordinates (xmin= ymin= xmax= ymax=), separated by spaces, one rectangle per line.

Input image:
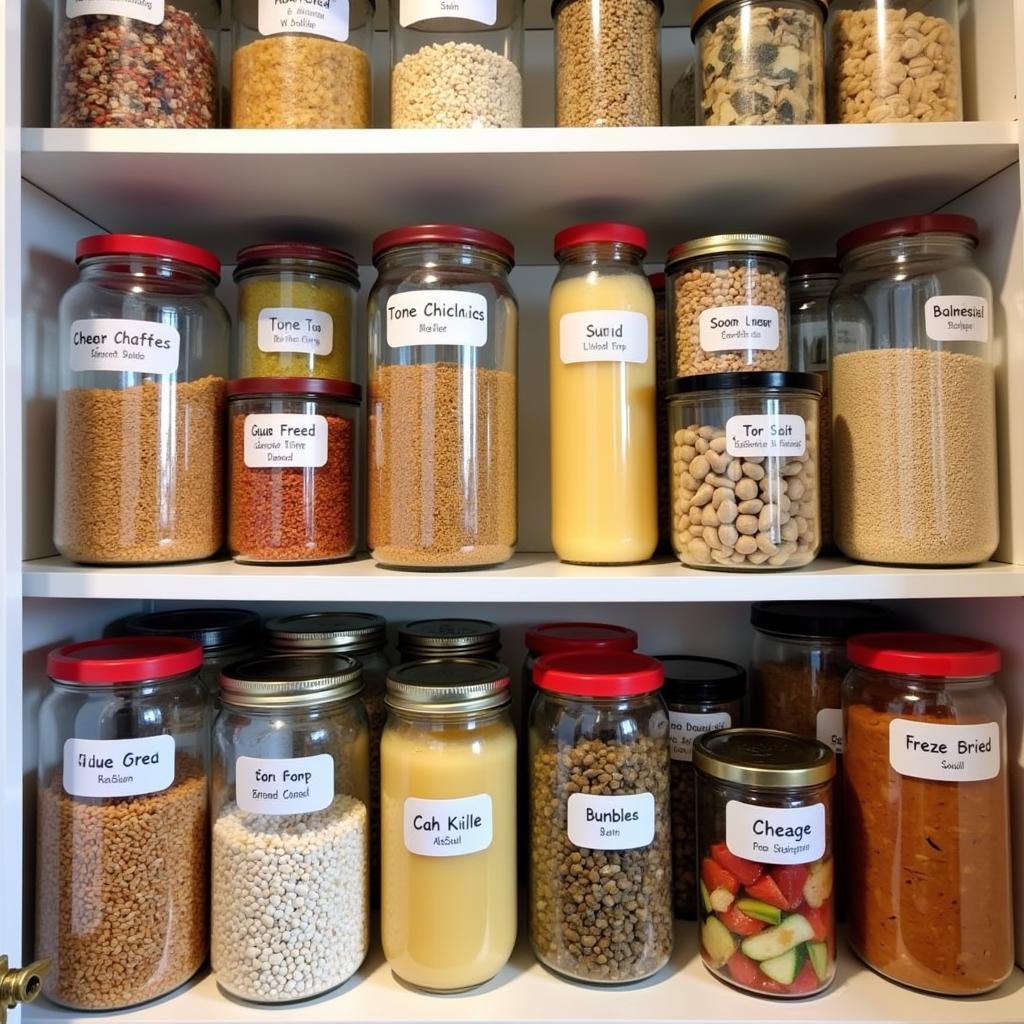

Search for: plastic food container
xmin=398 ymin=618 xmax=502 ymax=661
xmin=843 ymin=633 xmax=1013 ymax=995
xmin=211 ymin=655 xmax=370 ymax=1002
xmin=37 ymin=638 xmax=209 ymax=1010
xmin=368 ymin=225 xmax=518 ymax=569
xmin=55 ymin=234 xmax=229 ymax=565
xmin=667 ymin=371 xmax=822 ymax=570
xmin=831 ymin=215 xmax=997 ymax=566
xmin=693 ymin=728 xmax=836 ymax=998
xmin=692 ymin=0 xmax=826 ymax=125
xmin=227 ymin=378 xmax=361 ymax=564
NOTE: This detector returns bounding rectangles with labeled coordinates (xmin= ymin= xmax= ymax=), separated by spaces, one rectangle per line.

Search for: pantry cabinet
xmin=4 ymin=0 xmax=1024 ymax=1021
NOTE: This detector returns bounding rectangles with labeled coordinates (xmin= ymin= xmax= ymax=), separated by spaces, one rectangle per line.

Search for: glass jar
xmin=693 ymin=729 xmax=836 ymax=997
xmin=692 ymin=0 xmax=826 ymax=125
xmin=843 ymin=633 xmax=1014 ymax=995
xmin=550 ymin=223 xmax=658 ymax=565
xmin=650 ymin=271 xmax=670 ymax=550
xmin=554 ymin=0 xmax=661 ymax=126
xmin=398 ymin=618 xmax=502 ymax=661
xmin=211 ymin=655 xmax=370 ymax=1002
xmin=55 ymin=234 xmax=229 ymax=565
xmin=234 ymin=243 xmax=360 ymax=382
xmin=36 ymin=638 xmax=209 ymax=1011
xmin=667 ymin=235 xmax=791 ymax=377
xmin=227 ymin=378 xmax=361 ymax=563
xmin=381 ymin=660 xmax=517 ymax=991
xmin=668 ymin=61 xmax=696 ymax=125
xmin=659 ymin=656 xmax=746 ymax=919
xmin=831 ymin=215 xmax=998 ymax=566
xmin=53 ymin=1 xmax=219 ymax=128
xmin=390 ymin=0 xmax=524 ymax=127
xmin=667 ymin=371 xmax=822 ymax=570
xmin=368 ymin=225 xmax=518 ymax=569
xmin=830 ymin=0 xmax=962 ymax=123
xmin=529 ymin=652 xmax=673 ymax=983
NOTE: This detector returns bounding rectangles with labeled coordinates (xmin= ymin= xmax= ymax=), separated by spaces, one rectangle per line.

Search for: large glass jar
xmin=231 ymin=0 xmax=374 ymax=127
xmin=831 ymin=215 xmax=997 ymax=566
xmin=211 ymin=655 xmax=370 ymax=1002
xmin=37 ymin=638 xmax=209 ymax=1011
xmin=529 ymin=652 xmax=673 ymax=984
xmin=55 ymin=234 xmax=229 ymax=565
xmin=381 ymin=660 xmax=517 ymax=991
xmin=550 ymin=223 xmax=657 ymax=564
xmin=693 ymin=729 xmax=836 ymax=998
xmin=53 ymin=1 xmax=219 ymax=127
xmin=368 ymin=225 xmax=518 ymax=569
xmin=398 ymin=618 xmax=502 ymax=662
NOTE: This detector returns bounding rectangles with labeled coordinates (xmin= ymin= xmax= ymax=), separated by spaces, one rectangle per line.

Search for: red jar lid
xmin=372 ymin=224 xmax=515 ymax=264
xmin=76 ymin=234 xmax=221 ymax=278
xmin=648 ymin=271 xmax=666 ymax=291
xmin=526 ymin=622 xmax=638 ymax=658
xmin=48 ymin=637 xmax=204 ymax=685
xmin=847 ymin=632 xmax=1001 ymax=679
xmin=534 ymin=651 xmax=663 ymax=697
xmin=554 ymin=223 xmax=648 ymax=257
xmin=227 ymin=377 xmax=363 ymax=402
xmin=235 ymin=242 xmax=359 ymax=282
xmin=837 ymin=215 xmax=979 ymax=258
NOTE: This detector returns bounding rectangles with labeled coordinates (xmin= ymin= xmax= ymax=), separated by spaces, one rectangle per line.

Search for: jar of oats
xmin=667 ymin=234 xmax=791 ymax=377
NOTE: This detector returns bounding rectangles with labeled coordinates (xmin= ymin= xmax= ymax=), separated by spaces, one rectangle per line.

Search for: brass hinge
xmin=0 ymin=955 xmax=50 ymax=1024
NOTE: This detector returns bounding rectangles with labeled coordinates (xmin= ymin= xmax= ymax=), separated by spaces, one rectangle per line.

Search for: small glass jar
xmin=659 ymin=656 xmax=746 ymax=919
xmin=234 ymin=243 xmax=360 ymax=382
xmin=381 ymin=660 xmax=517 ymax=991
xmin=692 ymin=0 xmax=826 ymax=125
xmin=53 ymin=1 xmax=219 ymax=128
xmin=227 ymin=378 xmax=361 ymax=564
xmin=529 ymin=652 xmax=673 ymax=984
xmin=554 ymin=0 xmax=661 ymax=126
xmin=231 ymin=0 xmax=374 ymax=127
xmin=669 ymin=62 xmax=696 ymax=125
xmin=398 ymin=618 xmax=502 ymax=662
xmin=693 ymin=728 xmax=836 ymax=998
xmin=667 ymin=235 xmax=791 ymax=378
xmin=550 ymin=223 xmax=658 ymax=565
xmin=843 ymin=633 xmax=1014 ymax=996
xmin=211 ymin=655 xmax=370 ymax=1002
xmin=650 ymin=271 xmax=671 ymax=550
xmin=830 ymin=0 xmax=962 ymax=123
xmin=368 ymin=225 xmax=518 ymax=569
xmin=55 ymin=234 xmax=229 ymax=565
xmin=37 ymin=638 xmax=209 ymax=1011
xmin=390 ymin=0 xmax=524 ymax=127
xmin=667 ymin=371 xmax=822 ymax=570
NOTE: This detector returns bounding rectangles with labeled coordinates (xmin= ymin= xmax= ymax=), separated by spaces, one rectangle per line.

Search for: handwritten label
xmin=403 ymin=794 xmax=493 ymax=856
xmin=70 ymin=318 xmax=180 ymax=374
xmin=699 ymin=305 xmax=780 ymax=352
xmin=386 ymin=290 xmax=487 ymax=348
xmin=924 ymin=295 xmax=989 ymax=343
xmin=567 ymin=793 xmax=655 ymax=850
xmin=726 ymin=801 xmax=826 ymax=865
xmin=259 ymin=0 xmax=350 ymax=41
xmin=889 ymin=720 xmax=1000 ymax=782
xmin=63 ymin=736 xmax=175 ymax=798
xmin=725 ymin=414 xmax=806 ymax=457
xmin=399 ymin=0 xmax=496 ymax=25
xmin=236 ymin=754 xmax=335 ymax=814
xmin=559 ymin=311 xmax=649 ymax=364
xmin=243 ymin=414 xmax=328 ymax=468
xmin=258 ymin=307 xmax=333 ymax=355
xmin=817 ymin=708 xmax=843 ymax=755
xmin=669 ymin=710 xmax=731 ymax=762
xmin=67 ymin=0 xmax=164 ymax=25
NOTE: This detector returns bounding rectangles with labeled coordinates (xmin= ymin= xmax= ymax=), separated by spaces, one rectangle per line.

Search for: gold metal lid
xmin=220 ymin=654 xmax=363 ymax=709
xmin=693 ymin=728 xmax=835 ymax=789
xmin=666 ymin=233 xmax=792 ymax=269
xmin=691 ymin=0 xmax=828 ymax=39
xmin=264 ymin=612 xmax=386 ymax=654
xmin=397 ymin=619 xmax=501 ymax=657
xmin=386 ymin=659 xmax=511 ymax=714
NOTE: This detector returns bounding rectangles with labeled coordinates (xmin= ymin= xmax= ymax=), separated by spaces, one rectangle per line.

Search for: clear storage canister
xmin=529 ymin=652 xmax=673 ymax=983
xmin=390 ymin=0 xmax=524 ymax=127
xmin=37 ymin=638 xmax=209 ymax=1010
xmin=211 ymin=655 xmax=370 ymax=1002
xmin=831 ymin=214 xmax=998 ymax=566
xmin=830 ymin=0 xmax=962 ymax=123
xmin=228 ymin=378 xmax=361 ymax=563
xmin=693 ymin=729 xmax=836 ymax=998
xmin=55 ymin=234 xmax=229 ymax=565
xmin=398 ymin=618 xmax=502 ymax=662
xmin=368 ymin=225 xmax=518 ymax=569
xmin=53 ymin=1 xmax=218 ymax=127
xmin=843 ymin=633 xmax=1013 ymax=995
xmin=651 ymin=271 xmax=671 ymax=549
xmin=667 ymin=371 xmax=822 ymax=570
xmin=231 ymin=0 xmax=374 ymax=127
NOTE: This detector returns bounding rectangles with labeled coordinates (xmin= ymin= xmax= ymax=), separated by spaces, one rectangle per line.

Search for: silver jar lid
xmin=386 ymin=659 xmax=510 ymax=714
xmin=397 ymin=619 xmax=501 ymax=658
xmin=264 ymin=612 xmax=386 ymax=655
xmin=666 ymin=233 xmax=791 ymax=269
xmin=220 ymin=654 xmax=363 ymax=708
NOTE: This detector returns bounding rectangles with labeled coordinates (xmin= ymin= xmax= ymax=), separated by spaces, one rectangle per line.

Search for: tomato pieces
xmin=717 ymin=904 xmax=766 ymax=937
xmin=725 ymin=950 xmax=761 ymax=988
xmin=744 ymin=872 xmax=790 ymax=911
xmin=710 ymin=842 xmax=764 ymax=887
xmin=770 ymin=864 xmax=810 ymax=911
xmin=787 ymin=960 xmax=822 ymax=996
xmin=803 ymin=901 xmax=832 ymax=943
xmin=701 ymin=857 xmax=739 ymax=896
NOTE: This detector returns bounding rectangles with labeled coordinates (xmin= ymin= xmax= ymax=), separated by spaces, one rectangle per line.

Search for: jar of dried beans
xmin=55 ymin=234 xmax=229 ymax=565
xmin=37 ymin=637 xmax=209 ymax=1010
xmin=227 ymin=377 xmax=361 ymax=563
xmin=368 ymin=225 xmax=518 ymax=569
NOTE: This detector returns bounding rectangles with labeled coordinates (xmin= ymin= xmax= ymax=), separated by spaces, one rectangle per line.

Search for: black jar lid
xmin=751 ymin=601 xmax=889 ymax=641
xmin=123 ymin=607 xmax=261 ymax=653
xmin=656 ymin=655 xmax=746 ymax=704
xmin=667 ymin=371 xmax=822 ymax=397
xmin=694 ymin=728 xmax=835 ymax=789
xmin=790 ymin=257 xmax=840 ymax=280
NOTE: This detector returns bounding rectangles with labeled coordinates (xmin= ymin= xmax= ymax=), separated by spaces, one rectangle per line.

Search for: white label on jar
xmin=236 ymin=754 xmax=335 ymax=815
xmin=889 ymin=720 xmax=1000 ymax=782
xmin=243 ymin=414 xmax=328 ymax=468
xmin=669 ymin=711 xmax=731 ymax=762
xmin=63 ymin=736 xmax=175 ymax=798
xmin=67 ymin=0 xmax=165 ymax=24
xmin=924 ymin=295 xmax=990 ymax=343
xmin=559 ymin=311 xmax=649 ymax=365
xmin=386 ymin=290 xmax=488 ymax=348
xmin=567 ymin=793 xmax=655 ymax=850
xmin=70 ymin=318 xmax=180 ymax=374
xmin=258 ymin=0 xmax=350 ymax=41
xmin=399 ymin=0 xmax=496 ymax=26
xmin=403 ymin=794 xmax=493 ymax=856
xmin=699 ymin=305 xmax=780 ymax=352
xmin=258 ymin=307 xmax=334 ymax=356
xmin=726 ymin=801 xmax=826 ymax=866
xmin=725 ymin=414 xmax=806 ymax=457
xmin=816 ymin=708 xmax=844 ymax=755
